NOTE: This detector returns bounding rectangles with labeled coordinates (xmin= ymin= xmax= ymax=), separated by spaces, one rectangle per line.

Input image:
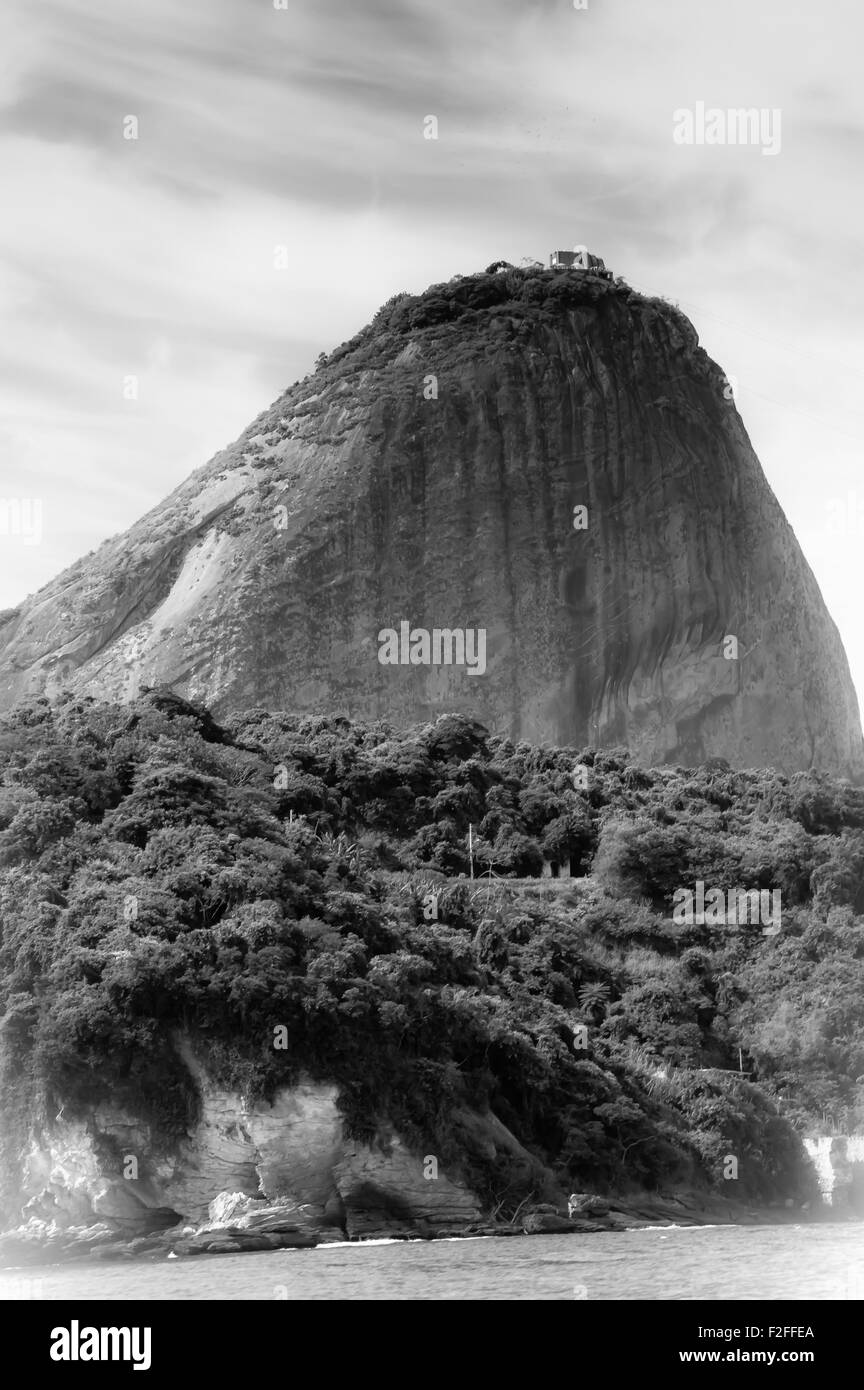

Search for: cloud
xmin=1 ymin=0 xmax=863 ymax=713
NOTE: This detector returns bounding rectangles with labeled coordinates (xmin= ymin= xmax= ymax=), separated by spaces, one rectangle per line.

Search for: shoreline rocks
xmin=2 ymin=1196 xmax=860 ymax=1268
xmin=3 ymin=1179 xmax=859 ymax=1269
xmin=568 ymin=1193 xmax=611 ymax=1219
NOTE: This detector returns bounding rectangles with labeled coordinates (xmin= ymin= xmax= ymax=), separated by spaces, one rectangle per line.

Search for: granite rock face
xmin=3 ymin=1048 xmax=525 ymax=1243
xmin=1 ymin=266 xmax=860 ymax=774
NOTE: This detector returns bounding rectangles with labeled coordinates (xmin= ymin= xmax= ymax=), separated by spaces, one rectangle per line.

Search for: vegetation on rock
xmin=2 ymin=689 xmax=862 ymax=1222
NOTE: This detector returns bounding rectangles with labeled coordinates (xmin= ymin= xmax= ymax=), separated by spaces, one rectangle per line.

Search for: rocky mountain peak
xmin=1 ymin=264 xmax=861 ymax=776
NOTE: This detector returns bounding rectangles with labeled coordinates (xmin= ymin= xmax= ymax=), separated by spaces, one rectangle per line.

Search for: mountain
xmin=2 ymin=263 xmax=861 ymax=775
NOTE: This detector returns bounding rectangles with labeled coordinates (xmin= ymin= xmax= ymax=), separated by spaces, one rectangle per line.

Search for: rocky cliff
xmin=1 ymin=265 xmax=860 ymax=774
xmin=1 ymin=1041 xmax=550 ymax=1256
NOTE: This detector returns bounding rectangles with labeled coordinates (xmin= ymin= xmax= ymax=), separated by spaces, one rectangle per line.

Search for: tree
xmin=578 ymin=982 xmax=610 ymax=1019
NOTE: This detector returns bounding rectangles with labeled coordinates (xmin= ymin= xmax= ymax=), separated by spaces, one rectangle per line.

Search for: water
xmin=2 ymin=1224 xmax=863 ymax=1300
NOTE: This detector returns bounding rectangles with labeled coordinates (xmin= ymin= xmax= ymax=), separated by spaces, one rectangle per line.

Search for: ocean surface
xmin=2 ymin=1223 xmax=864 ymax=1300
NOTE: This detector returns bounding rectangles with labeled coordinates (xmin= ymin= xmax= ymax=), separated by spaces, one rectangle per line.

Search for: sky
xmin=0 ymin=0 xmax=862 ymax=715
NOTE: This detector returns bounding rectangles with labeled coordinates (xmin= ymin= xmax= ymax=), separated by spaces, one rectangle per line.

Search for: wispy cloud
xmin=1 ymin=0 xmax=863 ymax=704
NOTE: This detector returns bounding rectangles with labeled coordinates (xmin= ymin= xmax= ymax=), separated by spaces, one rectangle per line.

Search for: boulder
xmin=522 ymin=1212 xmax=578 ymax=1235
xmin=467 ymin=1223 xmax=523 ymax=1237
xmin=207 ymin=1191 xmax=262 ymax=1226
xmin=127 ymin=1235 xmax=175 ymax=1254
xmin=190 ymin=1223 xmax=319 ymax=1253
xmin=0 ymin=1220 xmax=123 ymax=1266
xmin=205 ymin=1191 xmax=335 ymax=1237
xmin=270 ymin=1232 xmax=318 ymax=1250
xmin=567 ymin=1193 xmax=610 ymax=1218
xmin=242 ymin=1211 xmax=311 ymax=1234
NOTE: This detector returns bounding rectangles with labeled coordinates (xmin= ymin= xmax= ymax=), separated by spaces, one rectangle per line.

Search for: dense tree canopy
xmin=1 ymin=689 xmax=862 ymax=1221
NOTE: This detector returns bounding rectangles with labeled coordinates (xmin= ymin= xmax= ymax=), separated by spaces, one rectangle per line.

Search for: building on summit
xmin=549 ymin=249 xmax=613 ymax=279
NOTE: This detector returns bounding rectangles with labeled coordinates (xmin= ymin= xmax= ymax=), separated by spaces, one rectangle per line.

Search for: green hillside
xmin=2 ymin=688 xmax=863 ymax=1223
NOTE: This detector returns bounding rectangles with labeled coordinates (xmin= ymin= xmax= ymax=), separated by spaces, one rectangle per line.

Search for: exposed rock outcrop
xmin=1 ymin=1050 xmax=544 ymax=1256
xmin=522 ymin=1211 xmax=578 ymax=1234
xmin=567 ymin=1192 xmax=611 ymax=1218
xmin=0 ymin=266 xmax=859 ymax=775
